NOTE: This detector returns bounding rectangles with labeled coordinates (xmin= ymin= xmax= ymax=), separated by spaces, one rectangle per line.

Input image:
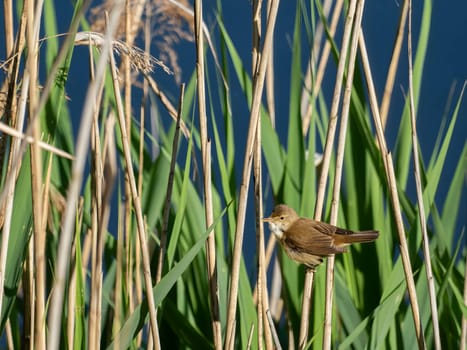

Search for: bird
xmin=262 ymin=204 xmax=379 ymax=270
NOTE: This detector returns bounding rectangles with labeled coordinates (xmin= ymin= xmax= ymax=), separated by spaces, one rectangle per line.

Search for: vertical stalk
xmin=379 ymin=0 xmax=409 ymax=129
xmin=359 ymin=31 xmax=426 ymax=350
xmin=25 ymin=0 xmax=46 ymax=348
xmin=47 ymin=3 xmax=126 ymax=349
xmin=193 ymin=0 xmax=222 ymax=348
xmin=407 ymin=1 xmax=440 ymax=348
xmin=323 ymin=1 xmax=365 ymax=348
xmin=301 ymin=0 xmax=339 ymax=135
xmin=87 ymin=36 xmax=102 ymax=350
xmin=109 ymin=49 xmax=160 ymax=348
xmin=252 ymin=0 xmax=273 ymax=347
xmin=224 ymin=1 xmax=281 ymax=348
xmin=299 ymin=1 xmax=357 ymax=347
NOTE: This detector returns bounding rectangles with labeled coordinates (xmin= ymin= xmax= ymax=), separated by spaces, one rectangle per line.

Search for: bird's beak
xmin=261 ymin=216 xmax=272 ymax=223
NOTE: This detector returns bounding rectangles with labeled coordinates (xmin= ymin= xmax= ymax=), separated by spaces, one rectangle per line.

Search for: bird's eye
xmin=280 ymin=216 xmax=284 ymax=220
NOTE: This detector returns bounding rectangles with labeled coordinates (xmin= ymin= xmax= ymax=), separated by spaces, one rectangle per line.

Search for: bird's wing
xmin=284 ymin=219 xmax=345 ymax=255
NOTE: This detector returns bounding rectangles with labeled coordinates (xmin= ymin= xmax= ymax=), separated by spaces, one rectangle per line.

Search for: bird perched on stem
xmin=262 ymin=204 xmax=379 ymax=270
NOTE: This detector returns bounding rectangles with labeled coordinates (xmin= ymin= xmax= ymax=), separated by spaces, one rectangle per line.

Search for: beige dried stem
xmin=252 ymin=0 xmax=263 ymax=348
xmin=0 ymin=1 xmax=27 ymax=179
xmin=323 ymin=1 xmax=365 ymax=349
xmin=0 ymin=122 xmax=73 ymax=159
xmin=358 ymin=31 xmax=426 ymax=350
xmin=298 ymin=0 xmax=358 ymax=347
xmin=108 ymin=46 xmax=161 ymax=346
xmin=379 ymin=0 xmax=409 ymax=129
xmin=122 ymin=6 xmax=135 ymax=345
xmin=252 ymin=0 xmax=273 ymax=348
xmin=193 ymin=0 xmax=222 ymax=348
xmin=87 ymin=40 xmax=106 ymax=349
xmin=407 ymin=1 xmax=441 ymax=348
xmin=224 ymin=0 xmax=281 ymax=348
xmin=0 ymin=2 xmax=46 ymax=346
xmin=132 ymin=9 xmax=152 ymax=347
xmin=264 ymin=0 xmax=276 ymax=126
xmin=266 ymin=310 xmax=282 ymax=350
xmin=301 ymin=0 xmax=343 ymax=136
xmin=46 ymin=2 xmax=126 ymax=349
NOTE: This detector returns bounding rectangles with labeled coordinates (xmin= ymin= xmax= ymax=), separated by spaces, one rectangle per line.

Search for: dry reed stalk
xmin=1 ymin=0 xmax=83 ymax=224
xmin=88 ymin=38 xmax=103 ymax=350
xmin=122 ymin=5 xmax=136 ymax=347
xmin=3 ymin=0 xmax=14 ymax=55
xmin=0 ymin=122 xmax=73 ymax=159
xmin=252 ymin=0 xmax=273 ymax=347
xmin=166 ymin=0 xmax=227 ymax=88
xmin=358 ymin=31 xmax=426 ymax=349
xmin=264 ymin=0 xmax=275 ymax=126
xmin=255 ymin=134 xmax=274 ymax=349
xmin=133 ymin=8 xmax=152 ymax=347
xmin=247 ymin=323 xmax=256 ymax=349
xmin=0 ymin=0 xmax=83 ymax=228
xmin=108 ymin=48 xmax=160 ymax=347
xmin=1 ymin=0 xmax=25 ymax=136
xmin=4 ymin=320 xmax=13 ymax=349
xmin=379 ymin=0 xmax=409 ymax=129
xmin=204 ymin=140 xmax=223 ymax=349
xmin=299 ymin=0 xmax=358 ymax=346
xmin=252 ymin=233 xmax=276 ymax=304
xmin=266 ymin=310 xmax=282 ymax=350
xmin=10 ymin=1 xmax=45 ymax=349
xmin=252 ymin=0 xmax=264 ymax=348
xmin=224 ymin=0 xmax=281 ymax=348
xmin=66 ymin=198 xmax=86 ymax=349
xmin=269 ymin=260 xmax=283 ymax=321
xmin=407 ymin=1 xmax=441 ymax=347
xmin=26 ymin=18 xmax=46 ymax=350
xmin=323 ymin=1 xmax=365 ymax=348
xmin=300 ymin=0 xmax=337 ymax=135
xmin=193 ymin=1 xmax=222 ymax=348
xmin=0 ymin=2 xmax=25 ymax=200
xmin=46 ymin=2 xmax=126 ymax=348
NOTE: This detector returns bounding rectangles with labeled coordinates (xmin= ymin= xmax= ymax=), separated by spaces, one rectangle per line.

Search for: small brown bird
xmin=262 ymin=204 xmax=379 ymax=270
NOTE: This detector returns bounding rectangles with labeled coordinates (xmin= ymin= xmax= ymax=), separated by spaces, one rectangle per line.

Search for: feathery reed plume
xmin=88 ymin=0 xmax=193 ymax=82
xmin=74 ymin=31 xmax=173 ymax=75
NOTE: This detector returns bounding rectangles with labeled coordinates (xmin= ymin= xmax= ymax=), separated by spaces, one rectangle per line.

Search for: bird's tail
xmin=334 ymin=230 xmax=379 ymax=245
